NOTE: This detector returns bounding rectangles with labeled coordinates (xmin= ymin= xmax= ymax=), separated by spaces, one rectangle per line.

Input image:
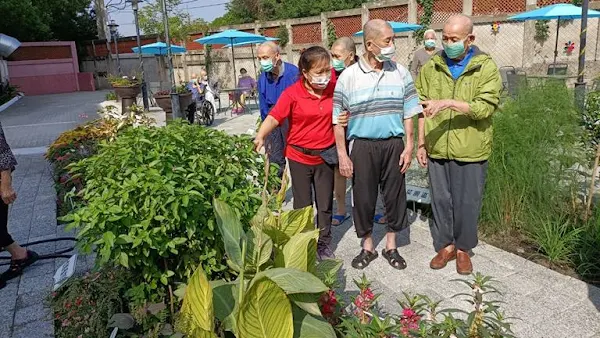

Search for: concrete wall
xmin=81 ymin=53 xmax=167 ymax=93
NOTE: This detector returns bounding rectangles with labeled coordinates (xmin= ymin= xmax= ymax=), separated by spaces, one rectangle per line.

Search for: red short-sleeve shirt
xmin=269 ymin=69 xmax=337 ymax=165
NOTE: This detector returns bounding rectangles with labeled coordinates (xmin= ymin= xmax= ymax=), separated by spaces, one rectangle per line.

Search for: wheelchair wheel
xmin=196 ymin=101 xmax=215 ymax=126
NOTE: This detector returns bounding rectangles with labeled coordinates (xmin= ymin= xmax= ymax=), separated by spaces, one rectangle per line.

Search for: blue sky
xmin=106 ymin=0 xmax=228 ymax=37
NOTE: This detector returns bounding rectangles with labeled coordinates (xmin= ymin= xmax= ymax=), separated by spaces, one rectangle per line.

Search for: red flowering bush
xmin=50 ymin=267 xmax=130 ymax=338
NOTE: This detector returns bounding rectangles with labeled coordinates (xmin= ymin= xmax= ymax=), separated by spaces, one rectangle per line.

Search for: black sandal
xmin=351 ymin=249 xmax=378 ymax=270
xmin=382 ymin=248 xmax=407 ymax=270
xmin=1 ymin=250 xmax=39 ymax=282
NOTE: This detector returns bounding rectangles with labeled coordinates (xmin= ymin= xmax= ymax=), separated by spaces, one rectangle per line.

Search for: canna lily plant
xmin=177 ymin=198 xmax=342 ymax=338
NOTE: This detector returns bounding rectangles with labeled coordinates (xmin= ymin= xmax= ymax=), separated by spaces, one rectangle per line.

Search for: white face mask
xmin=373 ymin=42 xmax=396 ymax=62
xmin=309 ymin=74 xmax=331 ymax=89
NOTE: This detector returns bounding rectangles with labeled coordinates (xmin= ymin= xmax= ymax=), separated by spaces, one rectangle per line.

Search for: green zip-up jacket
xmin=415 ymin=46 xmax=501 ymax=162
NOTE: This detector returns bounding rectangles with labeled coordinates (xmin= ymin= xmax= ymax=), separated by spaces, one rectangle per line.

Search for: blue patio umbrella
xmin=131 ymin=42 xmax=186 ymax=55
xmin=223 ymin=37 xmax=280 ymax=77
xmin=354 ymin=22 xmax=422 ymax=37
xmin=509 ymin=4 xmax=600 ymax=71
xmin=196 ymin=30 xmax=268 ymax=83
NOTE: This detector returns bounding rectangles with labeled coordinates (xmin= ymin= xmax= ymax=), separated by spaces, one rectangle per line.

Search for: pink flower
xmin=402 ymin=308 xmax=416 ymax=318
xmin=363 ymin=287 xmax=375 ymax=301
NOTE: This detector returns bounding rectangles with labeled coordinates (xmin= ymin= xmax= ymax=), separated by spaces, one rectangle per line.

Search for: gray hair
xmin=424 ymin=29 xmax=436 ymax=38
xmin=332 ymin=37 xmax=356 ymax=54
xmin=259 ymin=41 xmax=281 ymax=54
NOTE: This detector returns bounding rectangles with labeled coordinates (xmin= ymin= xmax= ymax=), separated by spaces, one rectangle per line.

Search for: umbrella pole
xmin=553 ymin=17 xmax=560 ymax=75
xmin=251 ymin=45 xmax=258 ymax=79
xmin=231 ymin=38 xmax=237 ymax=87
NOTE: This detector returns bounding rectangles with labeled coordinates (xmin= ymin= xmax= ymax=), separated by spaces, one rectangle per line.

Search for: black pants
xmin=288 ymin=159 xmax=334 ymax=248
xmin=428 ymin=158 xmax=488 ymax=251
xmin=187 ymin=101 xmax=196 ymax=124
xmin=350 ymin=137 xmax=408 ymax=238
xmin=0 ymin=200 xmax=13 ymax=249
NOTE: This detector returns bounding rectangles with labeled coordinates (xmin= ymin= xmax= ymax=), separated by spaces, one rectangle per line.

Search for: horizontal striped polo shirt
xmin=332 ymin=55 xmax=422 ymax=140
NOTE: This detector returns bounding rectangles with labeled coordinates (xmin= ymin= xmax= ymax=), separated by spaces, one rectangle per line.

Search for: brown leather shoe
xmin=456 ymin=250 xmax=473 ymax=275
xmin=430 ymin=245 xmax=456 ymax=269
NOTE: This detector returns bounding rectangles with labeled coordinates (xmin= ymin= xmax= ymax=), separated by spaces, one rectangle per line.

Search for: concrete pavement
xmin=0 ymin=91 xmax=103 ymax=338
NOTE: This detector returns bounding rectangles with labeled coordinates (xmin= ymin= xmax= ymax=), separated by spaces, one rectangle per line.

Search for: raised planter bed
xmin=154 ymin=92 xmax=192 ymax=121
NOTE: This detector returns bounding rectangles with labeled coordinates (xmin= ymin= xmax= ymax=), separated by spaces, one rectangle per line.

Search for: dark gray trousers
xmin=351 ymin=138 xmax=408 ymax=238
xmin=428 ymin=158 xmax=488 ymax=252
xmin=265 ymin=119 xmax=288 ymax=178
xmin=288 ymin=159 xmax=334 ymax=248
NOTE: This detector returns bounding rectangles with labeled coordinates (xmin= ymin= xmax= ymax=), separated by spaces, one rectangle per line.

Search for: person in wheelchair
xmin=187 ymin=70 xmax=217 ymax=126
xmin=186 ymin=72 xmax=205 ymax=124
xmin=232 ymin=68 xmax=256 ymax=114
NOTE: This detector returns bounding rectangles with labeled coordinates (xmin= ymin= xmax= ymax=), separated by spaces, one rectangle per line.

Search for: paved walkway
xmin=0 ymin=92 xmax=103 ymax=338
xmin=217 ymin=109 xmax=600 ymax=338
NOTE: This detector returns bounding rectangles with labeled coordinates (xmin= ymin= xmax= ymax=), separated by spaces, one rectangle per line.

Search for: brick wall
xmin=10 ymin=45 xmax=72 ymax=61
xmin=369 ymin=5 xmax=409 ymax=22
xmin=330 ymin=15 xmax=362 ymax=39
xmin=292 ymin=22 xmax=322 ymax=44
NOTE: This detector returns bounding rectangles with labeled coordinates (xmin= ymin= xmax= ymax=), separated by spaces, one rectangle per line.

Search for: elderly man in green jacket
xmin=415 ymin=14 xmax=501 ymax=275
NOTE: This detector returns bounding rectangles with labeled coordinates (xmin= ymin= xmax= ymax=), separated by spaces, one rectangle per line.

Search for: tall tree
xmin=138 ymin=0 xmax=208 ymax=43
xmin=0 ymin=0 xmax=97 ymax=42
xmin=211 ymin=0 xmax=368 ymax=26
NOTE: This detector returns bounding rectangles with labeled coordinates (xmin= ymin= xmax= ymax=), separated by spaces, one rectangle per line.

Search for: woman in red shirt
xmin=254 ymin=46 xmax=337 ymax=260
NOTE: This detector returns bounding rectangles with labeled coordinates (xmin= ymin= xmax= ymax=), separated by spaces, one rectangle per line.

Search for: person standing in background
xmin=257 ymin=41 xmax=299 ymax=178
xmin=410 ymin=29 xmax=441 ymax=79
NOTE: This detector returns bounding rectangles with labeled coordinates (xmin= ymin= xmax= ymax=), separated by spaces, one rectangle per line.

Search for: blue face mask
xmin=443 ymin=38 xmax=467 ymax=59
xmin=260 ymin=59 xmax=274 ymax=72
xmin=424 ymin=39 xmax=436 ymax=49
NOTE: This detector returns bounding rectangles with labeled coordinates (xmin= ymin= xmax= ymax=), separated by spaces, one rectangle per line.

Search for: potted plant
xmin=153 ymin=84 xmax=192 ymax=121
xmin=107 ymin=75 xmax=141 ymax=99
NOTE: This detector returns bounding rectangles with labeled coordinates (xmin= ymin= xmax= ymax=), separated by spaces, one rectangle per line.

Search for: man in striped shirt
xmin=333 ymin=19 xmax=423 ymax=270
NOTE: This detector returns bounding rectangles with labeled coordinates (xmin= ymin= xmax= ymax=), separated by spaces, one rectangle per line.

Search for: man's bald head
xmin=362 ymin=19 xmax=395 ymax=61
xmin=442 ymin=14 xmax=475 ymax=60
xmin=444 ymin=14 xmax=474 ymax=36
xmin=363 ymin=19 xmax=393 ymax=46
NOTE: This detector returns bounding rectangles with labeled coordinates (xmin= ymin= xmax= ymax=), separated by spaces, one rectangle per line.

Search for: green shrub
xmin=0 ymin=82 xmax=19 ymax=105
xmin=105 ymin=91 xmax=117 ymax=101
xmin=583 ymin=91 xmax=600 ymax=151
xmin=575 ymin=207 xmax=600 ymax=281
xmin=532 ymin=218 xmax=583 ymax=264
xmin=61 ymin=121 xmax=279 ymax=300
xmin=481 ymin=83 xmax=585 ymax=235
